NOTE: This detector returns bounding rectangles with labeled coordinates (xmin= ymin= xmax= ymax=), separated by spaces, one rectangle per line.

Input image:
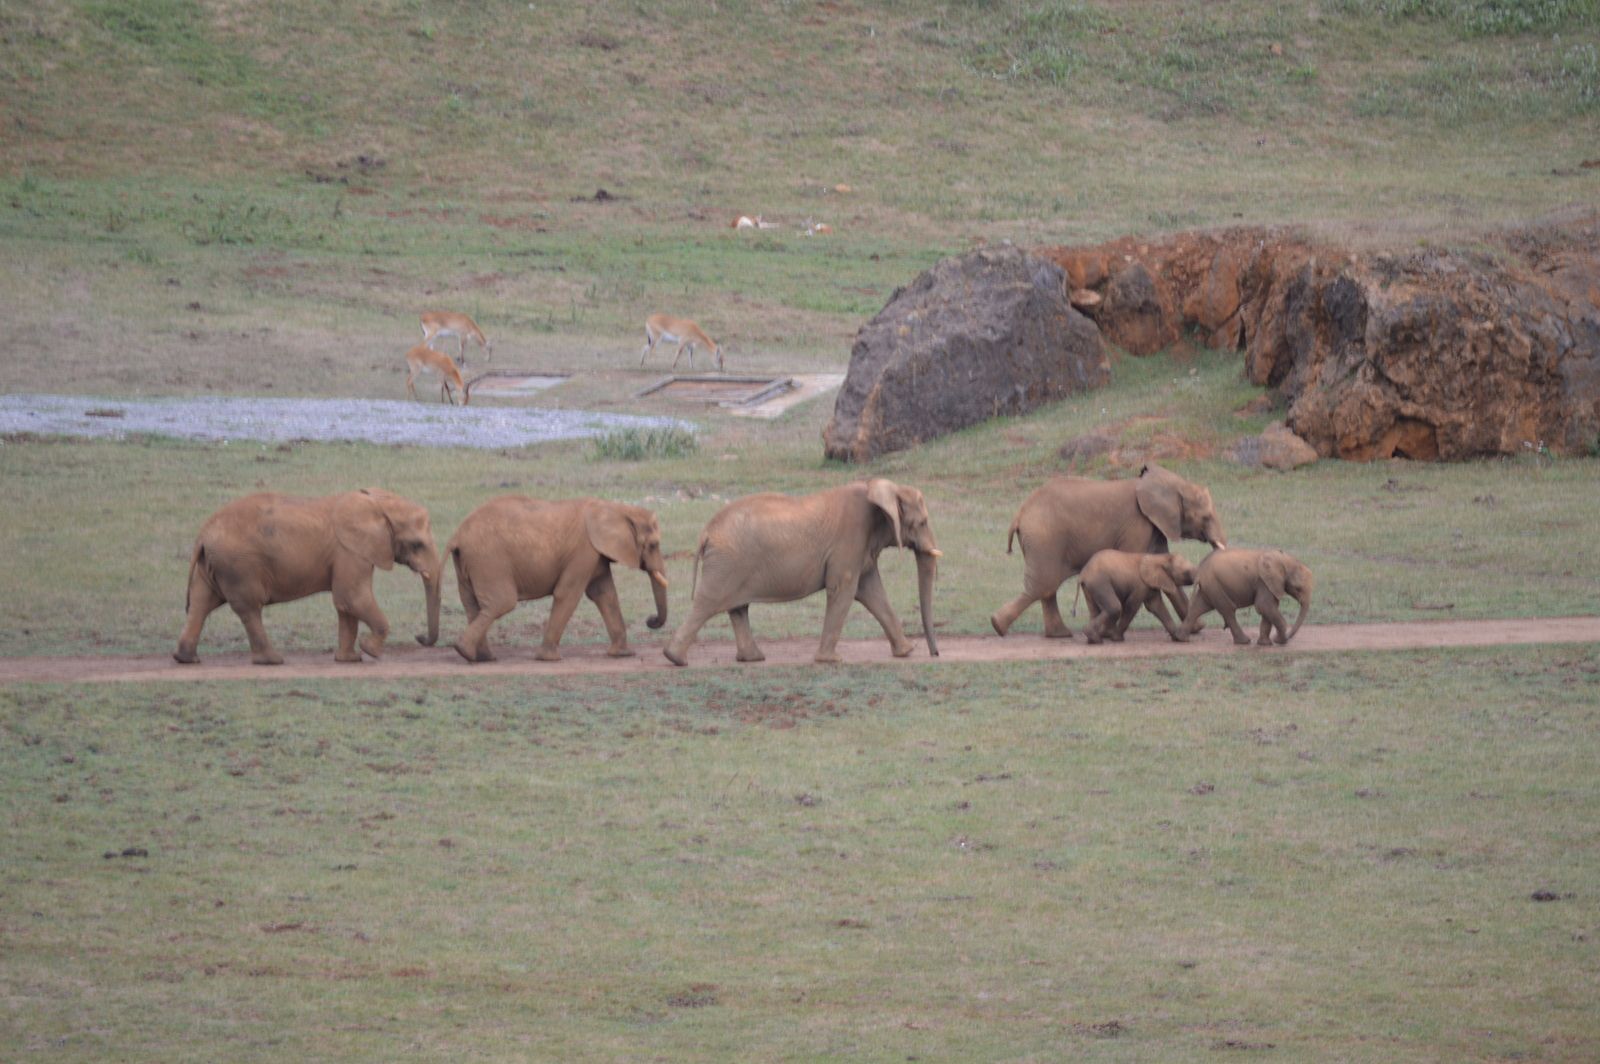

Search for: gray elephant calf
xmin=1177 ymin=548 xmax=1314 ymax=646
xmin=1078 ymin=550 xmax=1197 ymax=644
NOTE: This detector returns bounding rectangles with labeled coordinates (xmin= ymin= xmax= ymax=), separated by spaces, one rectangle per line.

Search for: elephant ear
xmin=1259 ymin=552 xmax=1289 ymax=600
xmin=586 ymin=504 xmax=642 ymax=569
xmin=334 ymin=491 xmax=396 ymax=571
xmin=866 ymin=479 xmax=902 ymax=548
xmin=1138 ymin=554 xmax=1180 ymax=598
xmin=1134 ymin=467 xmax=1183 ymax=545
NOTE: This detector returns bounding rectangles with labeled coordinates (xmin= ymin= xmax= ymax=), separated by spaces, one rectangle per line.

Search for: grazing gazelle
xmin=640 ymin=314 xmax=723 ymax=372
xmin=419 ymin=311 xmax=492 ymax=366
xmin=405 ymin=344 xmax=470 ymax=406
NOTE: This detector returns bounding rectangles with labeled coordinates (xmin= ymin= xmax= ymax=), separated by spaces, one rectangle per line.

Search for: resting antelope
xmin=419 ymin=311 xmax=492 ymax=366
xmin=640 ymin=314 xmax=723 ymax=372
xmin=405 ymin=344 xmax=470 ymax=405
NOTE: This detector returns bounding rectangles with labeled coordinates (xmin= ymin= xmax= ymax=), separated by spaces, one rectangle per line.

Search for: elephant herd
xmin=173 ymin=466 xmax=1313 ymax=668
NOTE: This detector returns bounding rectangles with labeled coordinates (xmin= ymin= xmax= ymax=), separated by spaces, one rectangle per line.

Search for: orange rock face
xmin=1037 ymin=216 xmax=1600 ymax=460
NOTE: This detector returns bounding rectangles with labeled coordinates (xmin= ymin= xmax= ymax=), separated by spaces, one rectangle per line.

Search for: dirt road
xmin=2 ymin=617 xmax=1596 ymax=685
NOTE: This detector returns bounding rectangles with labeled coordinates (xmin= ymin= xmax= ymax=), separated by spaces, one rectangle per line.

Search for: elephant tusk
xmin=926 ymin=548 xmax=943 ymax=558
xmin=652 ymin=570 xmax=670 ymax=588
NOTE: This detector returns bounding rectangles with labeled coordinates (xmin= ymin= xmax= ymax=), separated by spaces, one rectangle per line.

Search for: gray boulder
xmin=823 ymin=246 xmax=1110 ymax=463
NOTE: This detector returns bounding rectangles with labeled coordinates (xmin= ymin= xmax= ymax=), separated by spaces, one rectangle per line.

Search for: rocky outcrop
xmin=1037 ymin=215 xmax=1600 ymax=460
xmin=823 ymin=246 xmax=1110 ymax=463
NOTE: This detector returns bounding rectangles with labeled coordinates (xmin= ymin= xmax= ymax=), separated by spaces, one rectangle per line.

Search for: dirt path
xmin=2 ymin=617 xmax=1597 ymax=685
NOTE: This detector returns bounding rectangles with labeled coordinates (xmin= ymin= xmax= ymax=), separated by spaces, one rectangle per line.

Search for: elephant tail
xmin=184 ymin=542 xmax=217 ymax=614
xmin=1006 ymin=513 xmax=1021 ymax=555
xmin=690 ymin=532 xmax=708 ymax=599
xmin=448 ymin=539 xmax=479 ymax=617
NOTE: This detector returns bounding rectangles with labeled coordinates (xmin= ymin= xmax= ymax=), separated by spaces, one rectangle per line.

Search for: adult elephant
xmin=663 ymin=479 xmax=942 ymax=666
xmin=448 ymin=496 xmax=669 ymax=663
xmin=174 ymin=488 xmax=442 ymax=665
xmin=990 ymin=464 xmax=1226 ymax=640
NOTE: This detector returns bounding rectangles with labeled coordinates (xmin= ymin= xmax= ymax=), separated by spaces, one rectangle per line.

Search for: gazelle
xmin=419 ymin=311 xmax=492 ymax=366
xmin=804 ymin=219 xmax=833 ymax=236
xmin=405 ymin=344 xmax=470 ymax=405
xmin=640 ymin=314 xmax=723 ymax=372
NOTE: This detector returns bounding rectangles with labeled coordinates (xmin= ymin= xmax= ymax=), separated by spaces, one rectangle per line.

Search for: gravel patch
xmin=0 ymin=394 xmax=695 ymax=449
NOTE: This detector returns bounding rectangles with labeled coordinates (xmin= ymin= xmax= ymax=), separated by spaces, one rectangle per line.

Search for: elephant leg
xmin=1084 ymin=591 xmax=1117 ymax=645
xmin=815 ymin=569 xmax=861 ymax=664
xmin=232 ymin=604 xmax=283 ymax=666
xmin=335 ymin=609 xmax=361 ymax=662
xmin=990 ymin=592 xmax=1035 ymax=637
xmin=1165 ymin=585 xmax=1203 ymax=633
xmin=728 ymin=605 xmax=764 ymax=662
xmin=1110 ymin=592 xmax=1145 ymax=642
xmin=1039 ymin=593 xmax=1075 ymax=639
xmin=855 ymin=567 xmax=913 ymax=657
xmin=535 ymin=571 xmax=589 ymax=661
xmin=1255 ymin=590 xmax=1291 ymax=645
xmin=453 ymin=587 xmax=514 ymax=663
xmin=664 ymin=596 xmax=722 ymax=666
xmin=1176 ymin=592 xmax=1211 ymax=643
xmin=1214 ymin=600 xmax=1251 ymax=646
xmin=174 ymin=574 xmax=224 ymax=664
xmin=586 ymin=571 xmax=634 ymax=657
xmin=339 ymin=584 xmax=390 ymax=660
xmin=1143 ymin=592 xmax=1186 ymax=641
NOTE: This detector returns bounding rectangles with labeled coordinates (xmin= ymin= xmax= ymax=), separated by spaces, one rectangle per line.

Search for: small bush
xmin=590 ymin=427 xmax=697 ymax=462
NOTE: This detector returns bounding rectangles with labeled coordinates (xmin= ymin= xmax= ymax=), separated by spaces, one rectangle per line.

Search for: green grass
xmin=3 ymin=343 xmax=1598 ymax=660
xmin=590 ymin=426 xmax=699 ymax=462
xmin=5 ymin=649 xmax=1598 ymax=1060
xmin=3 ymin=4 xmax=1600 ymax=1058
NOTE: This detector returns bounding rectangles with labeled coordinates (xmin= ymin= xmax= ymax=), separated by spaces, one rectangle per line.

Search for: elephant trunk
xmin=646 ymin=568 xmax=669 ymax=630
xmin=1286 ymin=591 xmax=1311 ymax=643
xmin=417 ymin=546 xmax=442 ymax=646
xmin=916 ymin=550 xmax=939 ymax=657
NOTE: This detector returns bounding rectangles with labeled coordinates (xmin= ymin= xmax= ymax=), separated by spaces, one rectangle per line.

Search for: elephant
xmin=448 ymin=496 xmax=669 ymax=663
xmin=1177 ymin=548 xmax=1313 ymax=646
xmin=990 ymin=464 xmax=1226 ymax=640
xmin=1077 ymin=550 xmax=1198 ymax=644
xmin=663 ymin=479 xmax=942 ymax=666
xmin=174 ymin=488 xmax=442 ymax=665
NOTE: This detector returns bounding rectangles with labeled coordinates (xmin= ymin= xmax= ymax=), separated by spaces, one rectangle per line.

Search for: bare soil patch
xmin=2 ymin=617 xmax=1595 ymax=685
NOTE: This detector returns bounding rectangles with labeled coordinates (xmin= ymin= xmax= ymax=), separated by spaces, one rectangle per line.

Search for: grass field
xmin=6 ymin=650 xmax=1599 ymax=1060
xmin=4 ymin=1 xmax=1600 ymax=1059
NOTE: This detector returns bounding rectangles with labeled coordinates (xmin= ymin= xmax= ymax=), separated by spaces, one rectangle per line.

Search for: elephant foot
xmin=1043 ymin=627 xmax=1074 ymax=640
xmin=452 ymin=641 xmax=477 ymax=663
xmin=737 ymin=648 xmax=767 ymax=663
xmin=1274 ymin=634 xmax=1289 ymax=645
xmin=607 ymin=645 xmax=636 ymax=658
xmin=415 ymin=633 xmax=438 ymax=647
xmin=534 ymin=646 xmax=562 ymax=662
xmin=173 ymin=648 xmax=200 ymax=665
xmin=662 ymin=646 xmax=688 ymax=667
xmin=813 ymin=651 xmax=841 ymax=665
xmin=890 ymin=641 xmax=914 ymax=658
xmin=1233 ymin=635 xmax=1253 ymax=646
xmin=990 ymin=613 xmax=1011 ymax=637
xmin=335 ymin=650 xmax=363 ymax=663
xmin=358 ymin=636 xmax=385 ymax=659
xmin=252 ymin=652 xmax=285 ymax=666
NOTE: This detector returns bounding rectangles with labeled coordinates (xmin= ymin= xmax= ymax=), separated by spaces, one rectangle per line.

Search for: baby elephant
xmin=1177 ymin=548 xmax=1313 ymax=646
xmin=1078 ymin=550 xmax=1197 ymax=644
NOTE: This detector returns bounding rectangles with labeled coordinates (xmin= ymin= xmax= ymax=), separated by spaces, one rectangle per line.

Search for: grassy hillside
xmin=2 ymin=0 xmax=1597 ymax=394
